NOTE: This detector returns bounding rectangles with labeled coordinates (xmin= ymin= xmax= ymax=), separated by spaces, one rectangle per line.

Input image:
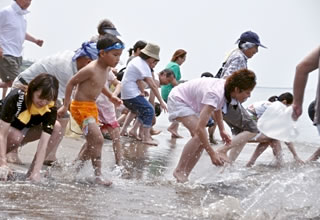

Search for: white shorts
xmin=167 ymin=95 xmax=198 ymax=122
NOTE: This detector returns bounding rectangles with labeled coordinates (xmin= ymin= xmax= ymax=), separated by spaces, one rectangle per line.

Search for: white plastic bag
xmin=257 ymin=101 xmax=299 ymax=142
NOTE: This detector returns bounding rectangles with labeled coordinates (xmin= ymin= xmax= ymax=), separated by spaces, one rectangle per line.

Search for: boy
xmin=58 ymin=34 xmax=123 ymax=186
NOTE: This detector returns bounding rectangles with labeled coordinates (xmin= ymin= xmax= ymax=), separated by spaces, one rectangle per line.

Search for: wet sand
xmin=2 ymin=114 xmax=320 ymax=219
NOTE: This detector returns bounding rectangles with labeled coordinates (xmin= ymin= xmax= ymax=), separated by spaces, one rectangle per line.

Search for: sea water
xmin=0 ymin=87 xmax=320 ymax=219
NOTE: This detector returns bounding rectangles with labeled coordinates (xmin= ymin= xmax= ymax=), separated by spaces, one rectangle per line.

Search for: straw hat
xmin=140 ymin=43 xmax=160 ymax=61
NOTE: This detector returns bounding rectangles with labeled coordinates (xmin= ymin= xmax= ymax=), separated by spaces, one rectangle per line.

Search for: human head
xmin=237 ymin=31 xmax=266 ymax=58
xmin=140 ymin=43 xmax=160 ymax=68
xmin=225 ymin=69 xmax=256 ymax=103
xmin=15 ymin=0 xmax=32 ymax=10
xmin=26 ymin=73 xmax=59 ymax=110
xmin=278 ymin=92 xmax=293 ymax=105
xmin=171 ymin=49 xmax=187 ymax=65
xmin=201 ymin=72 xmax=214 ymax=78
xmin=97 ymin=19 xmax=120 ymax=36
xmin=154 ymin=102 xmax=162 ymax=117
xmin=128 ymin=40 xmax=147 ymax=57
xmin=97 ymin=34 xmax=124 ymax=67
xmin=158 ymin=68 xmax=176 ymax=85
xmin=72 ymin=42 xmax=99 ymax=70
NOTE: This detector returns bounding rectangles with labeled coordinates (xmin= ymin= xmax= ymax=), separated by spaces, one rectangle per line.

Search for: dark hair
xmin=278 ymin=92 xmax=293 ymax=104
xmin=201 ymin=72 xmax=214 ymax=78
xmin=139 ymin=52 xmax=151 ymax=60
xmin=154 ymin=102 xmax=162 ymax=117
xmin=268 ymin=92 xmax=293 ymax=104
xmin=171 ymin=49 xmax=187 ymax=62
xmin=128 ymin=40 xmax=147 ymax=56
xmin=97 ymin=34 xmax=123 ymax=52
xmin=238 ymin=40 xmax=246 ymax=49
xmin=159 ymin=68 xmax=175 ymax=78
xmin=97 ymin=19 xmax=115 ymax=36
xmin=224 ymin=69 xmax=256 ymax=102
xmin=116 ymin=67 xmax=126 ymax=81
xmin=26 ymin=73 xmax=59 ymax=110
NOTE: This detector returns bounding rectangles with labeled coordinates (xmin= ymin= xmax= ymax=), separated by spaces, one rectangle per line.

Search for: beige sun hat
xmin=140 ymin=43 xmax=160 ymax=61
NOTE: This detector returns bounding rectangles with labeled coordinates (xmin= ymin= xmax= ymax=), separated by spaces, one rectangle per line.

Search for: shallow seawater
xmin=1 ymin=118 xmax=320 ymax=219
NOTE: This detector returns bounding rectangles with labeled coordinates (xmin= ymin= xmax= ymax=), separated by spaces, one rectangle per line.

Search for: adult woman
xmin=0 ymin=74 xmax=60 ymax=182
xmin=168 ymin=69 xmax=256 ymax=183
xmin=161 ymin=49 xmax=187 ymax=138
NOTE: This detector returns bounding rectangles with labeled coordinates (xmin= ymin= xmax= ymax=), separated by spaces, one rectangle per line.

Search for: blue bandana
xmin=72 ymin=42 xmax=99 ymax=61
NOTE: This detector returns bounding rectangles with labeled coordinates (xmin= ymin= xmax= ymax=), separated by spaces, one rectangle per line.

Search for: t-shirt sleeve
xmin=41 ymin=107 xmax=57 ymax=134
xmin=0 ymin=90 xmax=20 ymax=123
xmin=201 ymin=91 xmax=220 ymax=109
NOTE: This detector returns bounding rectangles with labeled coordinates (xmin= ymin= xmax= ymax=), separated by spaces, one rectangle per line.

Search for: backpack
xmin=215 ymin=62 xmax=226 ymax=78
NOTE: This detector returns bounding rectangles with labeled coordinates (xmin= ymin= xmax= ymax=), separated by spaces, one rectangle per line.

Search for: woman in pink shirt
xmin=168 ymin=69 xmax=257 ymax=183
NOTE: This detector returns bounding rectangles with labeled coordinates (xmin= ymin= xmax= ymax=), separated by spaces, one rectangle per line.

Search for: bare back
xmin=73 ymin=60 xmax=110 ymax=102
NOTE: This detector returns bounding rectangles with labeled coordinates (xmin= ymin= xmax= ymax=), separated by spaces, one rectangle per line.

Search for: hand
xmin=57 ymin=105 xmax=68 ymax=118
xmin=220 ymin=130 xmax=231 ymax=145
xmin=35 ymin=39 xmax=44 ymax=47
xmin=160 ymin=101 xmax=167 ymax=113
xmin=210 ymin=151 xmax=224 ymax=166
xmin=110 ymin=95 xmax=123 ymax=107
xmin=292 ymin=104 xmax=302 ymax=121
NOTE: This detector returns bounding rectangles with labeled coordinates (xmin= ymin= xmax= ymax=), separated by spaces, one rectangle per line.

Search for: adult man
xmin=0 ymin=0 xmax=43 ymax=99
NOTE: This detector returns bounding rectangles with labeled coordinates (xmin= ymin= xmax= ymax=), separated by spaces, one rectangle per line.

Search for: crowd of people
xmin=0 ymin=0 xmax=319 ymax=185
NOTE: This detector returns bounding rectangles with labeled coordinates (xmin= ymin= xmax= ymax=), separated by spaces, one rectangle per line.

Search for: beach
xmin=1 ymin=101 xmax=320 ymax=219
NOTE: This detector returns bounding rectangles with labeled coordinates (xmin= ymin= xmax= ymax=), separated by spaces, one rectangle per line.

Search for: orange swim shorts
xmin=70 ymin=100 xmax=98 ymax=127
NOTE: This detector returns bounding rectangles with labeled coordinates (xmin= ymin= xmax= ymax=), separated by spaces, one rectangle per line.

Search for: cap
xmin=237 ymin=31 xmax=266 ymax=48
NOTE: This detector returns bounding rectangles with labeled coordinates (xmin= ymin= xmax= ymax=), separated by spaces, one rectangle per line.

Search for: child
xmin=58 ymin=34 xmax=124 ymax=186
xmin=0 ymin=74 xmax=59 ymax=182
xmin=96 ymin=69 xmax=123 ymax=165
xmin=246 ymin=92 xmax=304 ymax=167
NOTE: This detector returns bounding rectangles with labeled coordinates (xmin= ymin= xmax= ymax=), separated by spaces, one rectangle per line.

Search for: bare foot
xmin=120 ymin=130 xmax=128 ymax=136
xmin=95 ymin=176 xmax=112 ymax=186
xmin=217 ymin=151 xmax=231 ymax=164
xmin=150 ymin=128 xmax=162 ymax=136
xmin=6 ymin=153 xmax=24 ymax=165
xmin=168 ymin=128 xmax=183 ymax=138
xmin=0 ymin=165 xmax=12 ymax=181
xmin=129 ymin=131 xmax=142 ymax=141
xmin=209 ymin=137 xmax=218 ymax=145
xmin=27 ymin=173 xmax=41 ymax=182
xmin=173 ymin=169 xmax=188 ymax=183
xmin=142 ymin=139 xmax=158 ymax=146
xmin=246 ymin=161 xmax=254 ymax=167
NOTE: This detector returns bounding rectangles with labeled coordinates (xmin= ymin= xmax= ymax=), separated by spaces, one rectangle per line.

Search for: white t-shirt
xmin=13 ymin=50 xmax=77 ymax=99
xmin=0 ymin=2 xmax=28 ymax=57
xmin=121 ymin=56 xmax=152 ymax=100
xmin=169 ymin=78 xmax=226 ymax=113
xmin=247 ymin=100 xmax=272 ymax=119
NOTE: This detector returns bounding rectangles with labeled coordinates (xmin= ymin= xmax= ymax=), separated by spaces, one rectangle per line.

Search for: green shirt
xmin=161 ymin=61 xmax=181 ymax=101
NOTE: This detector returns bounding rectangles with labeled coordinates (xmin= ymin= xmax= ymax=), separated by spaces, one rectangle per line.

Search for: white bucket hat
xmin=140 ymin=43 xmax=160 ymax=61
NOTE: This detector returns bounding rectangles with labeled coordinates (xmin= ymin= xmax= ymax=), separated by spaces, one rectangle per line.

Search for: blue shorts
xmin=123 ymin=95 xmax=154 ymax=128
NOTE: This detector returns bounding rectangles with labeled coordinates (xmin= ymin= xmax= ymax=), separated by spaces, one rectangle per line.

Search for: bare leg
xmin=6 ymin=149 xmax=23 ymax=165
xmin=129 ymin=118 xmax=142 ymax=141
xmin=306 ymin=148 xmax=320 ymax=162
xmin=270 ymin=140 xmax=283 ymax=167
xmin=218 ymin=131 xmax=257 ymax=162
xmin=173 ymin=115 xmax=200 ymax=183
xmin=167 ymin=121 xmax=183 ymax=138
xmin=85 ymin=122 xmax=112 ymax=186
xmin=246 ymin=142 xmax=269 ymax=167
xmin=107 ymin=126 xmax=123 ymax=165
xmin=208 ymin=124 xmax=218 ymax=144
xmin=142 ymin=126 xmax=157 ymax=146
xmin=120 ymin=112 xmax=136 ymax=136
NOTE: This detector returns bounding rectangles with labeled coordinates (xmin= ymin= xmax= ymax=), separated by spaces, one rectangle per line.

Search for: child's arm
xmin=57 ymin=69 xmax=91 ymax=118
xmin=136 ymin=79 xmax=147 ymax=96
xmin=213 ymin=110 xmax=231 ymax=145
xmin=144 ymin=77 xmax=167 ymax=112
xmin=111 ymin=79 xmax=121 ymax=97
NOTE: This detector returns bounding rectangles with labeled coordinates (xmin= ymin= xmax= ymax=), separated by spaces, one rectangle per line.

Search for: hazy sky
xmin=1 ymin=0 xmax=319 ymax=89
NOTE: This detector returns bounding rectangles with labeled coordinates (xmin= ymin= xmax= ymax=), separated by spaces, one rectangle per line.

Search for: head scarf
xmin=72 ymin=42 xmax=99 ymax=61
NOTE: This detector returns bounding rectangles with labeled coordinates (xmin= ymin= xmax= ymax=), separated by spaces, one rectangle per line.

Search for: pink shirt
xmin=169 ymin=78 xmax=226 ymax=113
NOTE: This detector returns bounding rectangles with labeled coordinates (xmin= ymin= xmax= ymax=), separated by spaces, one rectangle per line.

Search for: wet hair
xmin=201 ymin=72 xmax=214 ymax=78
xmin=224 ymin=69 xmax=256 ymax=102
xmin=26 ymin=73 xmax=59 ymax=111
xmin=128 ymin=40 xmax=147 ymax=56
xmin=159 ymin=68 xmax=175 ymax=78
xmin=97 ymin=34 xmax=123 ymax=53
xmin=97 ymin=19 xmax=115 ymax=36
xmin=171 ymin=49 xmax=187 ymax=62
xmin=154 ymin=102 xmax=162 ymax=117
xmin=268 ymin=92 xmax=293 ymax=104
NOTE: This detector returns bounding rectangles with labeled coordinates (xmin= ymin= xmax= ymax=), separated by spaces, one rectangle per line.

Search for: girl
xmin=0 ymin=73 xmax=59 ymax=182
